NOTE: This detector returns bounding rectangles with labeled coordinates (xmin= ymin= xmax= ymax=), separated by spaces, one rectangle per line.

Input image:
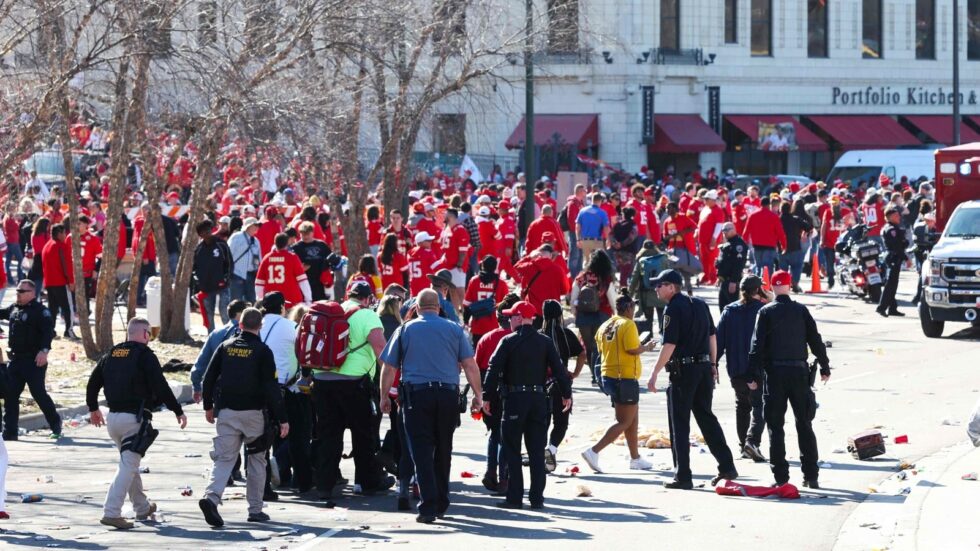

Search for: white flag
xmin=460 ymin=155 xmax=484 ymax=184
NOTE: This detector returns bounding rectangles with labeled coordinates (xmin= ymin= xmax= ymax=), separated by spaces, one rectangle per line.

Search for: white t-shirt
xmin=259 ymin=313 xmax=298 ymax=384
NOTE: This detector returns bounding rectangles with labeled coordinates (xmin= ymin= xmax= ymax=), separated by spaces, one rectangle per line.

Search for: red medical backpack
xmin=295 ymin=301 xmax=363 ymax=370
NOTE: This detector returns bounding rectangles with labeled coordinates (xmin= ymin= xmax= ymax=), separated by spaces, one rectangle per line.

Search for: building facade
xmin=444 ymin=0 xmax=980 ymax=182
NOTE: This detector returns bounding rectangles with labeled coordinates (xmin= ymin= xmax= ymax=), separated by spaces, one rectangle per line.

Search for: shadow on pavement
xmin=0 ymin=529 xmax=109 ymax=549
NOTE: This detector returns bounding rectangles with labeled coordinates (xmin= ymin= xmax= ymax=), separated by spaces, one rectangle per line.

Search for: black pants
xmin=481 ymin=395 xmax=506 ymax=482
xmin=4 ymin=358 xmax=61 ymax=437
xmin=47 ymin=285 xmax=72 ymax=332
xmin=402 ymin=387 xmax=458 ymax=517
xmin=913 ymin=251 xmax=927 ymax=303
xmin=731 ymin=377 xmax=765 ymax=448
xmin=501 ymin=392 xmax=548 ymax=506
xmin=312 ymin=379 xmax=383 ymax=494
xmin=548 ymin=384 xmax=569 ymax=448
xmin=639 ymin=306 xmax=665 ymax=335
xmin=718 ymin=278 xmax=741 ymax=313
xmin=283 ymin=391 xmax=313 ymax=490
xmin=763 ymin=367 xmax=819 ymax=483
xmin=877 ymin=258 xmax=902 ymax=313
xmin=821 ymin=248 xmax=836 ymax=288
xmin=666 ymin=362 xmax=735 ymax=483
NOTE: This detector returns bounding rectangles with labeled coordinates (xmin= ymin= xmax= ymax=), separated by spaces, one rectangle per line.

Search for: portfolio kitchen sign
xmin=832 ymin=86 xmax=979 ymax=106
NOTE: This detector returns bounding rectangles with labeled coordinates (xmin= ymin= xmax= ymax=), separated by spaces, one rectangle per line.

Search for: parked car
xmin=733 ymin=174 xmax=814 ymax=191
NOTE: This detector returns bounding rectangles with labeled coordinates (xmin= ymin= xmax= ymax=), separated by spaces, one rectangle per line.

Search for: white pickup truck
xmin=919 ymin=200 xmax=980 ymax=337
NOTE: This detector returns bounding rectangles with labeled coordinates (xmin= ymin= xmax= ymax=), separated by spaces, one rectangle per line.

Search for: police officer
xmin=877 ymin=205 xmax=909 ymax=317
xmin=0 ymin=280 xmax=60 ymax=440
xmin=749 ymin=270 xmax=831 ymax=488
xmin=379 ymin=289 xmax=484 ymax=524
xmin=86 ymin=317 xmax=187 ymax=530
xmin=200 ymin=307 xmax=289 ymax=527
xmin=484 ymin=300 xmax=571 ymax=510
xmin=911 ymin=211 xmax=940 ymax=306
xmin=715 ymin=222 xmax=748 ymax=312
xmin=646 ymin=269 xmax=737 ymax=490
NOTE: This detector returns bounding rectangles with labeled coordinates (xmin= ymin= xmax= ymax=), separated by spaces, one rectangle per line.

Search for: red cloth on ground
xmin=714 ymin=480 xmax=800 ymax=499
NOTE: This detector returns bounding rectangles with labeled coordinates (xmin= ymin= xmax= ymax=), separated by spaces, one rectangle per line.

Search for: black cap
xmin=261 ymin=291 xmax=285 ymax=313
xmin=649 ymin=269 xmax=683 ymax=287
xmin=349 ymin=280 xmax=374 ymax=299
xmin=884 ymin=205 xmax=901 ymax=216
xmin=740 ymin=275 xmax=764 ymax=292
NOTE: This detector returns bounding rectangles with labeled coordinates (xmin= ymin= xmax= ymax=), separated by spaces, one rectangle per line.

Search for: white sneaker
xmin=629 ymin=457 xmax=654 ymax=471
xmin=581 ymin=447 xmax=602 ymax=473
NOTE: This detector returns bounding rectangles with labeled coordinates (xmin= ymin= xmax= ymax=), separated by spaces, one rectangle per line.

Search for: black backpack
xmin=557 ymin=204 xmax=570 ymax=232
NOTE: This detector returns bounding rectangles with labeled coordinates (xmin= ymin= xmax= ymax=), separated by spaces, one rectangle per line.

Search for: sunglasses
xmin=16 ymin=289 xmax=33 ymax=294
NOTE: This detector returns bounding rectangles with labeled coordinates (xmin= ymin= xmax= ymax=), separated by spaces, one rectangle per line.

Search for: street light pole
xmin=521 ymin=0 xmax=535 ymax=241
xmin=953 ymin=0 xmax=961 ymax=145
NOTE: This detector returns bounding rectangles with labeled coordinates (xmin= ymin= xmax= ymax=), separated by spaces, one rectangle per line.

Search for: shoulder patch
xmin=662 ymin=314 xmax=670 ymax=330
xmin=42 ymin=309 xmax=52 ymax=318
xmin=735 ymin=245 xmax=744 ymax=253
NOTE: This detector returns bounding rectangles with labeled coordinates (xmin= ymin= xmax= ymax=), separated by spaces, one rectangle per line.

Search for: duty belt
xmin=675 ymin=354 xmax=711 ymax=365
xmin=770 ymin=360 xmax=808 ymax=368
xmin=505 ymin=385 xmax=546 ymax=393
xmin=402 ymin=382 xmax=459 ymax=392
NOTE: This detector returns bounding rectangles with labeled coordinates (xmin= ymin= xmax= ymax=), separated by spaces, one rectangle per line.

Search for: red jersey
xmin=476 ymin=219 xmax=499 ymax=261
xmin=378 ymin=251 xmax=408 ymax=289
xmin=256 ymin=248 xmax=308 ymax=307
xmin=289 ymin=218 xmax=327 ymax=242
xmin=645 ymin=202 xmax=662 ymax=243
xmin=860 ymin=202 xmax=885 ymax=237
xmin=663 ymin=214 xmax=697 ymax=252
xmin=440 ymin=224 xmax=471 ymax=269
xmin=625 ymin=198 xmax=649 ymax=237
xmin=525 ymin=216 xmax=567 ymax=254
xmin=367 ymin=220 xmax=384 ymax=247
xmin=42 ymin=239 xmax=73 ymax=287
xmin=463 ymin=276 xmax=509 ymax=336
xmin=255 ymin=219 xmax=282 ymax=257
xmin=407 ymin=246 xmax=442 ymax=296
xmin=821 ymin=207 xmax=853 ymax=247
xmin=68 ymin=232 xmax=103 ymax=277
xmin=3 ymin=217 xmax=20 ymax=245
xmin=743 ymin=196 xmax=762 ymax=215
xmin=496 ymin=216 xmax=516 ymax=251
xmin=474 ymin=328 xmax=513 ymax=371
xmin=697 ymin=205 xmax=726 ymax=245
xmin=600 ymin=203 xmax=618 ymax=225
xmin=385 ymin=225 xmax=414 ymax=256
xmin=132 ymin=217 xmax=156 ymax=261
xmin=732 ymin=203 xmax=749 ymax=236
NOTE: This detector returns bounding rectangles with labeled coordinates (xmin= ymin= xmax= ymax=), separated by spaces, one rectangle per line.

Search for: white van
xmin=825 ymin=149 xmax=936 ymax=188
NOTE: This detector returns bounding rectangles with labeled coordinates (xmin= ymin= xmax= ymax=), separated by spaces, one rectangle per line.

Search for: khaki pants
xmin=204 ymin=409 xmax=266 ymax=515
xmin=103 ymin=412 xmax=151 ymax=518
xmin=579 ymin=239 xmax=604 ymax=263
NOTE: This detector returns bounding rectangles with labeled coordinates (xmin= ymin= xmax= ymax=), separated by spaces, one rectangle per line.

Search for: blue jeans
xmin=567 ymin=232 xmax=582 ymax=277
xmin=780 ymin=249 xmax=806 ymax=286
xmin=5 ymin=242 xmax=24 ymax=283
xmin=229 ymin=273 xmax=257 ymax=303
xmin=754 ymin=247 xmax=777 ymax=276
xmin=202 ymin=288 xmax=231 ymax=332
xmin=168 ymin=252 xmax=179 ymax=277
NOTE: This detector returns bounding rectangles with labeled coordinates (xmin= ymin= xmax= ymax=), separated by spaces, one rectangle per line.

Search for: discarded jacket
xmin=714 ymin=479 xmax=800 ymax=499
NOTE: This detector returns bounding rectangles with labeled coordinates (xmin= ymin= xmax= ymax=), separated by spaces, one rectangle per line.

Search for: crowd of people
xmin=0 ymin=133 xmax=935 ymax=525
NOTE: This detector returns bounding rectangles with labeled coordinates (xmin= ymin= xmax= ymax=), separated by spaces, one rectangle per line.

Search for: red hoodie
xmin=743 ymin=208 xmax=787 ymax=249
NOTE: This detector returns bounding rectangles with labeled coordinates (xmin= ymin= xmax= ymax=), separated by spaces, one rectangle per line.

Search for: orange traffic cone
xmin=807 ymin=253 xmax=826 ymax=294
xmin=761 ymin=266 xmax=771 ymax=292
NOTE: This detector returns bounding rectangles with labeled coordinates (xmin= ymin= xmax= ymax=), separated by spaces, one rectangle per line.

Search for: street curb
xmin=19 ymin=382 xmax=194 ymax=432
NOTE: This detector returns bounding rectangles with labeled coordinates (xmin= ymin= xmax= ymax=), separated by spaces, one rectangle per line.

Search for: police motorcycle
xmin=835 ymin=223 xmax=883 ymax=303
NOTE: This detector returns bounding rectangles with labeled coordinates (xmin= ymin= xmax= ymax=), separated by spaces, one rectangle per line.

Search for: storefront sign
xmin=832 ymin=86 xmax=979 ymax=106
xmin=641 ymin=86 xmax=655 ymax=144
xmin=707 ymin=86 xmax=721 ymax=134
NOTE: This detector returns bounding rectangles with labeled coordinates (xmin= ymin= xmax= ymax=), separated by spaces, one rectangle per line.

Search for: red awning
xmin=504 ymin=114 xmax=599 ymax=150
xmin=903 ymin=115 xmax=980 ymax=144
xmin=804 ymin=115 xmax=920 ymax=150
xmin=725 ymin=115 xmax=827 ymax=151
xmin=648 ymin=114 xmax=725 ymax=153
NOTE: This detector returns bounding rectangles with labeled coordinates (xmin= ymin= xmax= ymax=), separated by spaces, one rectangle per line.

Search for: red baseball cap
xmin=498 ymin=200 xmax=512 ymax=210
xmin=541 ymin=231 xmax=557 ymax=242
xmin=265 ymin=206 xmax=278 ymax=218
xmin=502 ymin=301 xmax=537 ymax=318
xmin=412 ymin=202 xmax=424 ymax=213
xmin=789 ymin=182 xmax=801 ymax=193
xmin=771 ymin=270 xmax=792 ymax=287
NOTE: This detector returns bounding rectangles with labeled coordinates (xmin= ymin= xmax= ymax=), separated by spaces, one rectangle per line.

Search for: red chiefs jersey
xmin=663 ymin=214 xmax=697 ymax=252
xmin=625 ymin=198 xmax=649 ymax=237
xmin=821 ymin=207 xmax=852 ymax=247
xmin=496 ymin=216 xmax=516 ymax=249
xmin=440 ymin=224 xmax=471 ymax=269
xmin=732 ymin=203 xmax=749 ymax=236
xmin=743 ymin=196 xmax=762 ymax=215
xmin=697 ymin=205 xmax=726 ymax=245
xmin=367 ymin=220 xmax=384 ymax=247
xmin=476 ymin=219 xmax=498 ymax=261
xmin=463 ymin=276 xmax=509 ymax=336
xmin=256 ymin=249 xmax=308 ymax=307
xmin=378 ymin=251 xmax=408 ymax=289
xmin=860 ymin=202 xmax=885 ymax=237
xmin=385 ymin=225 xmax=414 ymax=256
xmin=132 ymin=217 xmax=156 ymax=261
xmin=645 ymin=201 xmax=662 ymax=243
xmin=68 ymin=232 xmax=103 ymax=277
xmin=407 ymin=246 xmax=442 ymax=296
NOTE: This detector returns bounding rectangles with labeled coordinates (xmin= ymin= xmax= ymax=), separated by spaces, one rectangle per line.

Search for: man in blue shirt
xmin=379 ymin=289 xmax=484 ymax=524
xmin=191 ymin=299 xmax=249 ymax=403
xmin=575 ymin=193 xmax=610 ymax=265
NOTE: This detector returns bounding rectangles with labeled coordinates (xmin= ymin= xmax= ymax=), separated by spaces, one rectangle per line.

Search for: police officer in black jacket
xmin=200 ymin=308 xmax=288 ymax=527
xmin=911 ymin=211 xmax=940 ymax=305
xmin=715 ymin=222 xmax=748 ymax=312
xmin=86 ymin=317 xmax=187 ymax=530
xmin=646 ymin=270 xmax=737 ymax=490
xmin=749 ymin=270 xmax=831 ymax=488
xmin=877 ymin=206 xmax=909 ymax=317
xmin=0 ymin=279 xmax=60 ymax=440
xmin=484 ymin=300 xmax=571 ymax=510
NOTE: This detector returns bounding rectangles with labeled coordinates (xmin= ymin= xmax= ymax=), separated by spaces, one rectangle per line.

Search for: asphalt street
xmin=1 ymin=272 xmax=978 ymax=551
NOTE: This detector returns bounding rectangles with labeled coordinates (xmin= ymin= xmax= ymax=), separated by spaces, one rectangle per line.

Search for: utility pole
xmin=521 ymin=0 xmax=535 ymax=241
xmin=953 ymin=0 xmax=961 ymax=145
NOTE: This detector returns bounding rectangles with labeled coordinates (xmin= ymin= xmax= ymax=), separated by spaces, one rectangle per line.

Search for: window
xmin=432 ymin=0 xmax=466 ymax=52
xmin=198 ymin=1 xmax=217 ymax=46
xmin=916 ymin=0 xmax=935 ymax=59
xmin=433 ymin=114 xmax=466 ymax=155
xmin=245 ymin=0 xmax=277 ymax=57
xmin=660 ymin=0 xmax=680 ymax=50
xmin=547 ymin=0 xmax=579 ymax=53
xmin=807 ymin=0 xmax=828 ymax=58
xmin=969 ymin=0 xmax=980 ymax=60
xmin=725 ymin=0 xmax=738 ymax=44
xmin=141 ymin=2 xmax=172 ymax=58
xmin=863 ymin=0 xmax=883 ymax=58
xmin=750 ymin=0 xmax=772 ymax=56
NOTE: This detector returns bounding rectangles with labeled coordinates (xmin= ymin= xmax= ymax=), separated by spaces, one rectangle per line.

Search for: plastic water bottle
xmin=21 ymin=494 xmax=43 ymax=503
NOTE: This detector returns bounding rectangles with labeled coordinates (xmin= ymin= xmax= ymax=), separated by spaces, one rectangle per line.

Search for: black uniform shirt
xmin=484 ymin=325 xmax=571 ymax=402
xmin=716 ymin=235 xmax=748 ymax=281
xmin=662 ymin=293 xmax=715 ymax=358
xmin=291 ymin=239 xmax=332 ymax=294
xmin=748 ymin=294 xmax=830 ymax=381
xmin=0 ymin=299 xmax=54 ymax=356
xmin=85 ymin=341 xmax=184 ymax=417
xmin=882 ymin=222 xmax=908 ymax=262
xmin=202 ymin=331 xmax=286 ymax=422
